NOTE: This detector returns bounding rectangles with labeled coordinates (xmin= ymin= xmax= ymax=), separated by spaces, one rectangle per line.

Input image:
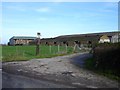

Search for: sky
xmin=1 ymin=2 xmax=118 ymax=44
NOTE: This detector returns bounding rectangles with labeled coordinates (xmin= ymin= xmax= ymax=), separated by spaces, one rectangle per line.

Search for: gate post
xmin=36 ymin=32 xmax=41 ymax=56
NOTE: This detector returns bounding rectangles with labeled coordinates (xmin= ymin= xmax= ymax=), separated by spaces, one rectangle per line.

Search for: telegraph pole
xmin=36 ymin=32 xmax=41 ymax=56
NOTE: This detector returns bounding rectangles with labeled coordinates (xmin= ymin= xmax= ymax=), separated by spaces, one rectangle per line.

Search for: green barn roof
xmin=11 ymin=36 xmax=36 ymax=40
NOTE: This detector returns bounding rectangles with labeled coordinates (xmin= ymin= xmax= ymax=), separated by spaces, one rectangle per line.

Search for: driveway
xmin=70 ymin=53 xmax=92 ymax=67
xmin=2 ymin=71 xmax=73 ymax=88
xmin=2 ymin=52 xmax=119 ymax=88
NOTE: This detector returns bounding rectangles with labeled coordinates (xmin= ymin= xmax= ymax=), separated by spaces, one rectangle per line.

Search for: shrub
xmin=93 ymin=43 xmax=120 ymax=77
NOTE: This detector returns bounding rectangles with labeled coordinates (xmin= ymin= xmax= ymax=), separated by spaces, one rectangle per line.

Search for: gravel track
xmin=2 ymin=52 xmax=119 ymax=88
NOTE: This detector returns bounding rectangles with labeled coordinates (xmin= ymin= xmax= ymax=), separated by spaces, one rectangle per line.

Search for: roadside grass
xmin=2 ymin=45 xmax=74 ymax=62
xmin=84 ymin=57 xmax=120 ymax=82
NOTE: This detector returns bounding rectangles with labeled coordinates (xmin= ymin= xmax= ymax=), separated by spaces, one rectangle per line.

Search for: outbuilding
xmin=99 ymin=35 xmax=110 ymax=43
xmin=9 ymin=36 xmax=36 ymax=45
xmin=111 ymin=33 xmax=120 ymax=43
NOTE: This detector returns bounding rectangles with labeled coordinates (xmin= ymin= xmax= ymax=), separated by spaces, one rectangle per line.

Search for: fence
xmin=2 ymin=44 xmax=91 ymax=61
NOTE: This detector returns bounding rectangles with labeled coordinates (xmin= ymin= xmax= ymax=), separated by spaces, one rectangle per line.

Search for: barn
xmin=111 ymin=33 xmax=120 ymax=43
xmin=9 ymin=36 xmax=36 ymax=45
xmin=99 ymin=35 xmax=110 ymax=43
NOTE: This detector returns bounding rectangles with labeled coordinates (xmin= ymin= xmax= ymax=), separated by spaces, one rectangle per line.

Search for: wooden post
xmin=58 ymin=44 xmax=60 ymax=53
xmin=49 ymin=45 xmax=51 ymax=53
xmin=36 ymin=44 xmax=39 ymax=55
xmin=36 ymin=32 xmax=41 ymax=56
xmin=65 ymin=45 xmax=67 ymax=53
xmin=23 ymin=50 xmax=25 ymax=57
xmin=73 ymin=44 xmax=77 ymax=52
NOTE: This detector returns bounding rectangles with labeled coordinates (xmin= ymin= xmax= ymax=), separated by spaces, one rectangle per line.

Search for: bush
xmin=93 ymin=43 xmax=120 ymax=77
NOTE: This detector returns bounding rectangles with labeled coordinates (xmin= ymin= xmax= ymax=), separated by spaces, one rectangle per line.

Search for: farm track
xmin=2 ymin=52 xmax=120 ymax=88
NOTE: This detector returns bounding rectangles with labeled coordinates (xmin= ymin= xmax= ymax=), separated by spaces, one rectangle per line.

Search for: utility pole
xmin=36 ymin=32 xmax=41 ymax=56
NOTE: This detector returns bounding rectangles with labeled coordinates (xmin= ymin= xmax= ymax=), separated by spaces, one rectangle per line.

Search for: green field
xmin=2 ymin=45 xmax=74 ymax=62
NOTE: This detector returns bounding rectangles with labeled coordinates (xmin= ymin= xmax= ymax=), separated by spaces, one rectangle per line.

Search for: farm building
xmin=111 ymin=33 xmax=120 ymax=43
xmin=99 ymin=35 xmax=110 ymax=43
xmin=8 ymin=31 xmax=118 ymax=46
xmin=9 ymin=36 xmax=36 ymax=45
xmin=29 ymin=32 xmax=119 ymax=46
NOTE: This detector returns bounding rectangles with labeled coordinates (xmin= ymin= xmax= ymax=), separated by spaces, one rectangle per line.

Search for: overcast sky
xmin=2 ymin=2 xmax=118 ymax=44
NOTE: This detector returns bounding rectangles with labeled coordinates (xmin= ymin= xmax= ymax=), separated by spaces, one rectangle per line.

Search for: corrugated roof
xmin=100 ymin=35 xmax=109 ymax=39
xmin=11 ymin=36 xmax=36 ymax=40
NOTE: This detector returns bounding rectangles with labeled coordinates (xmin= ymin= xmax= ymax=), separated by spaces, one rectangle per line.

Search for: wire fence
xmin=2 ymin=45 xmax=91 ymax=61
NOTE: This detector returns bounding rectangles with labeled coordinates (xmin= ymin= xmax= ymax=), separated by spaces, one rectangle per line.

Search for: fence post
xmin=66 ymin=45 xmax=67 ymax=53
xmin=58 ymin=44 xmax=60 ymax=53
xmin=23 ymin=50 xmax=25 ymax=57
xmin=73 ymin=44 xmax=77 ymax=52
xmin=36 ymin=32 xmax=41 ymax=56
xmin=49 ymin=45 xmax=51 ymax=53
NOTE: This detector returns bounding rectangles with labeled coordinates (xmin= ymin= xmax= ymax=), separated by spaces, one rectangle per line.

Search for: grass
xmin=84 ymin=57 xmax=120 ymax=82
xmin=84 ymin=57 xmax=96 ymax=70
xmin=2 ymin=45 xmax=74 ymax=62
